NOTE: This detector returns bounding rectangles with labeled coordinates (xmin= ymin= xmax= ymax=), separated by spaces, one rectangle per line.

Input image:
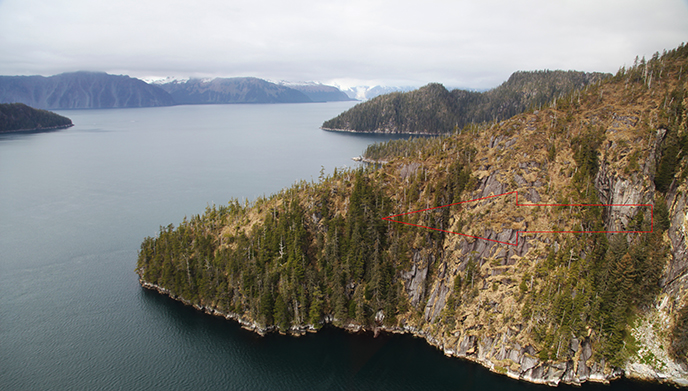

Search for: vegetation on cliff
xmin=0 ymin=103 xmax=73 ymax=132
xmin=322 ymin=70 xmax=610 ymax=134
xmin=138 ymin=44 xmax=688 ymax=385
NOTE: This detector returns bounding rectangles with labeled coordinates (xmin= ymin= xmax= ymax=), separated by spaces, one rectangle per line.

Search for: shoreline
xmin=0 ymin=123 xmax=73 ymax=134
xmin=139 ymin=277 xmax=682 ymax=388
xmin=321 ymin=127 xmax=439 ymax=136
xmin=352 ymin=156 xmax=389 ymax=164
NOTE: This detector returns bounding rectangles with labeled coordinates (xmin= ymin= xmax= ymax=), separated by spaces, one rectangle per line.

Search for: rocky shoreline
xmin=321 ymin=127 xmax=434 ymax=136
xmin=139 ymin=277 xmax=684 ymax=388
xmin=351 ymin=156 xmax=389 ymax=165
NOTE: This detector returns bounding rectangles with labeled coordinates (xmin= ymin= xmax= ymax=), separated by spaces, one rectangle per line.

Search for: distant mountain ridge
xmin=323 ymin=70 xmax=611 ymax=134
xmin=0 ymin=73 xmax=354 ymax=108
xmin=0 ymin=71 xmax=175 ymax=109
xmin=157 ymin=77 xmax=313 ymax=104
xmin=278 ymin=82 xmax=353 ymax=102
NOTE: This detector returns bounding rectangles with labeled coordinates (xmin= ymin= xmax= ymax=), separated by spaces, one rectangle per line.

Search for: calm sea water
xmin=0 ymin=103 xmax=668 ymax=390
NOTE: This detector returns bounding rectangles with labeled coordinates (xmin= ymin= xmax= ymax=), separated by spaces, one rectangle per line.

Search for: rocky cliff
xmin=137 ymin=44 xmax=688 ymax=387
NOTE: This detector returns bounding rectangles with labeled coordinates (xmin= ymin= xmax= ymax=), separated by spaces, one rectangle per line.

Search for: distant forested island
xmin=322 ymin=70 xmax=610 ymax=134
xmin=0 ymin=103 xmax=73 ymax=133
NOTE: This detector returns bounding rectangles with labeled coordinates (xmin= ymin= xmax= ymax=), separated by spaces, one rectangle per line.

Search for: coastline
xmin=139 ymin=276 xmax=682 ymax=388
xmin=321 ymin=127 xmax=438 ymax=136
xmin=0 ymin=123 xmax=73 ymax=134
xmin=352 ymin=156 xmax=389 ymax=164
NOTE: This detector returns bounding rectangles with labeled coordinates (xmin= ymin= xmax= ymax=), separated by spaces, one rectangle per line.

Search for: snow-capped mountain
xmin=337 ymin=85 xmax=417 ymax=101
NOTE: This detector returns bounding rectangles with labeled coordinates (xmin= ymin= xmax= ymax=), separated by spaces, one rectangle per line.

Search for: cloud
xmin=0 ymin=0 xmax=686 ymax=89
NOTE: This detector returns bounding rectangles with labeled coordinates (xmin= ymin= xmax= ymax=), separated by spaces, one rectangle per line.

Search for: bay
xmin=0 ymin=102 xmax=668 ymax=390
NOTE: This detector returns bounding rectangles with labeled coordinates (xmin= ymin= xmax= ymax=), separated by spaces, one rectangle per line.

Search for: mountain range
xmin=156 ymin=78 xmax=352 ymax=104
xmin=276 ymin=81 xmax=353 ymax=102
xmin=0 ymin=71 xmax=175 ymax=109
xmin=0 ymin=72 xmax=353 ymax=109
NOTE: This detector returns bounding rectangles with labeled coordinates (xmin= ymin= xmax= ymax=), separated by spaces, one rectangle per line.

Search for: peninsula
xmin=0 ymin=103 xmax=73 ymax=133
xmin=138 ymin=44 xmax=688 ymax=387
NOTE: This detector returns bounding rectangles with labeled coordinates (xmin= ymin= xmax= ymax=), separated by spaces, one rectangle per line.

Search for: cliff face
xmin=0 ymin=72 xmax=175 ymax=109
xmin=137 ymin=45 xmax=688 ymax=387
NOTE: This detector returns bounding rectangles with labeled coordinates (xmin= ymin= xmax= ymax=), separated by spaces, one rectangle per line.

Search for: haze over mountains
xmin=1 ymin=69 xmax=611 ymax=112
xmin=0 ymin=72 xmax=175 ymax=109
xmin=0 ymin=72 xmax=353 ymax=109
xmin=339 ymin=85 xmax=417 ymax=101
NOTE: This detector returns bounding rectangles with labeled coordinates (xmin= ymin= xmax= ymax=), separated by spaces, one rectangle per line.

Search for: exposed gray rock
xmin=577 ymin=338 xmax=593 ymax=381
xmin=520 ymin=354 xmax=539 ymax=373
xmin=424 ymin=279 xmax=450 ymax=322
xmin=666 ymin=192 xmax=688 ymax=287
xmin=526 ymin=188 xmax=541 ymax=203
xmin=400 ymin=250 xmax=430 ymax=307
xmin=457 ymin=335 xmax=478 ymax=356
xmin=478 ymin=336 xmax=495 ymax=361
xmin=514 ymin=173 xmax=528 ymax=187
xmin=399 ymin=162 xmax=421 ymax=181
xmin=480 ymin=170 xmax=505 ymax=197
xmin=503 ymin=138 xmax=518 ymax=149
xmin=595 ymin=160 xmax=653 ymax=233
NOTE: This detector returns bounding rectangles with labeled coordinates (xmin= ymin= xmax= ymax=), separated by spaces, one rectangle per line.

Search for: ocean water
xmin=0 ymin=102 xmax=669 ymax=390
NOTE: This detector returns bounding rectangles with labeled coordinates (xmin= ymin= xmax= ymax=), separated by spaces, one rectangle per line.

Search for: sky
xmin=0 ymin=0 xmax=687 ymax=90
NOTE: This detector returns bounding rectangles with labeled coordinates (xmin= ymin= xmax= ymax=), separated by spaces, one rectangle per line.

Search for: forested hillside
xmin=322 ymin=70 xmax=609 ymax=134
xmin=0 ymin=103 xmax=73 ymax=132
xmin=138 ymin=45 xmax=688 ymax=387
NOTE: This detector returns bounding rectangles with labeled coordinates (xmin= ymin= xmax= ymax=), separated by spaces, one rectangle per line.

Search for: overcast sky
xmin=0 ymin=0 xmax=687 ymax=89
